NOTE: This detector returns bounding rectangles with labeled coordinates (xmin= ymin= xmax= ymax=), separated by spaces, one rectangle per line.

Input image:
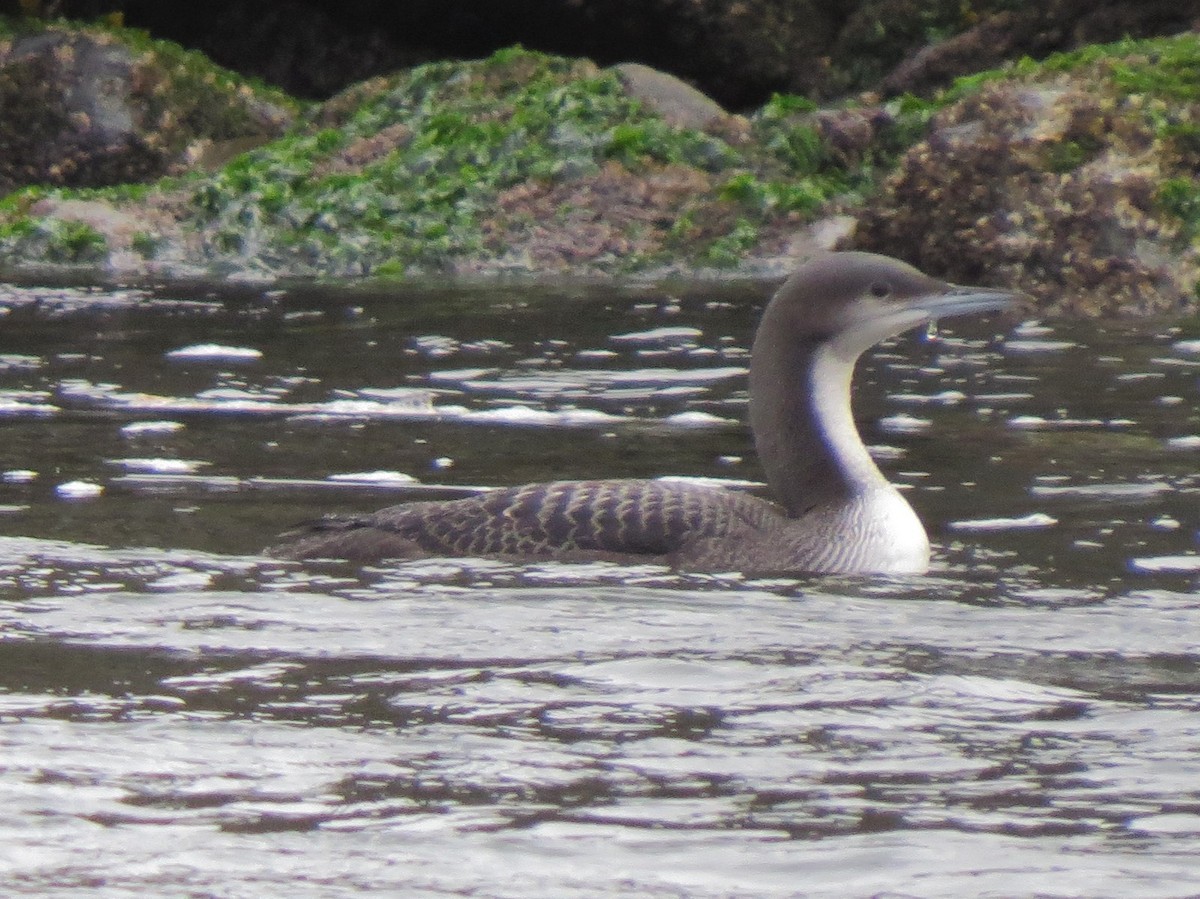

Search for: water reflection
xmin=0 ymin=277 xmax=1197 ymax=896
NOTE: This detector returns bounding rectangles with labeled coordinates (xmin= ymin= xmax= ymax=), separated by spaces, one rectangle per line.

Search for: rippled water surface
xmin=0 ymin=276 xmax=1198 ymax=897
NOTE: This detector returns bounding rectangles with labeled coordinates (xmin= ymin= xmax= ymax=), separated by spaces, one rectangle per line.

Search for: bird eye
xmin=869 ymin=281 xmax=891 ymax=298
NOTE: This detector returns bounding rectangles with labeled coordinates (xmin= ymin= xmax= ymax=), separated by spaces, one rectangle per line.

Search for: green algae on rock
xmin=182 ymin=47 xmax=863 ymax=278
xmin=851 ymin=33 xmax=1200 ymax=318
xmin=4 ymin=27 xmax=1198 ymax=314
xmin=0 ymin=45 xmax=882 ymax=280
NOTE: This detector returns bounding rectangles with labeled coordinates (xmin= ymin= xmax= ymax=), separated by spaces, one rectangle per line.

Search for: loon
xmin=270 ymin=252 xmax=1017 ymax=574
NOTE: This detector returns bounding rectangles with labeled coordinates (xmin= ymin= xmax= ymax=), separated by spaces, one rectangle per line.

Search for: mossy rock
xmin=851 ymin=33 xmax=1200 ymax=317
xmin=0 ymin=45 xmax=896 ymax=279
xmin=0 ymin=16 xmax=297 ymax=194
xmin=191 ymin=48 xmax=791 ymax=276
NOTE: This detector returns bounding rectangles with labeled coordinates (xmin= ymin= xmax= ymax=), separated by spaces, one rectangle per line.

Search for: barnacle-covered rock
xmin=852 ymin=37 xmax=1200 ymax=317
xmin=0 ymin=20 xmax=296 ymax=194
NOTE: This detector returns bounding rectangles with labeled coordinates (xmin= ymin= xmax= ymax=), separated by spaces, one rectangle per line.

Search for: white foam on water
xmin=55 ymin=480 xmax=104 ymax=498
xmin=879 ymin=413 xmax=932 ymax=434
xmin=663 ymin=411 xmax=735 ymax=427
xmin=1129 ymin=555 xmax=1200 ymax=574
xmin=120 ymin=420 xmax=185 ymax=436
xmin=1007 ymin=415 xmax=1107 ymax=430
xmin=165 ymin=344 xmax=263 ymax=361
xmin=948 ymin=513 xmax=1058 ymax=532
xmin=464 ymin=405 xmax=622 ymax=426
xmin=106 ymin=458 xmax=209 ymax=473
xmin=1003 ymin=339 xmax=1077 ymax=354
xmin=609 ymin=326 xmax=703 ymax=344
xmin=326 ymin=471 xmax=419 ymax=485
xmin=1167 ymin=435 xmax=1200 ymax=450
xmin=891 ymin=390 xmax=968 ymax=405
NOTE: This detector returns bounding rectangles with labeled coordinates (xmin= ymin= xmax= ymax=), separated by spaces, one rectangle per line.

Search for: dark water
xmin=0 ymin=277 xmax=1197 ymax=897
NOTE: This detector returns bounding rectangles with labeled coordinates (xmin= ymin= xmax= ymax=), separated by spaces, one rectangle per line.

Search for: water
xmin=0 ymin=277 xmax=1198 ymax=897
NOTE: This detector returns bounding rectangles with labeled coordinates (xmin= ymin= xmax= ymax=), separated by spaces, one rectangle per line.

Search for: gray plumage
xmin=270 ymin=252 xmax=1019 ymax=574
xmin=275 ymin=479 xmax=778 ymax=564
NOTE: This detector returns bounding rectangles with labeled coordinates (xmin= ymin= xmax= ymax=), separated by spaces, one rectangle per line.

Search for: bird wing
xmin=271 ymin=479 xmax=781 ymax=562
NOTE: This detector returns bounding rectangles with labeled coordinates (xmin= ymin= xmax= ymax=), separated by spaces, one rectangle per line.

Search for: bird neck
xmin=749 ymin=329 xmax=890 ymax=518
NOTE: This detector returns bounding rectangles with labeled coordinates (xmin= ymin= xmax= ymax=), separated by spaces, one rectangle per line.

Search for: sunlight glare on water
xmin=0 ymin=278 xmax=1197 ymax=897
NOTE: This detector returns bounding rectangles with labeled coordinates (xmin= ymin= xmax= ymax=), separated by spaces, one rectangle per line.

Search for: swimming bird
xmin=270 ymin=252 xmax=1017 ymax=574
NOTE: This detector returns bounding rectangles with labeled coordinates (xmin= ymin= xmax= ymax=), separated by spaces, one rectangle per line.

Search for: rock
xmin=850 ymin=36 xmax=1200 ymax=317
xmin=29 ymin=198 xmax=141 ymax=236
xmin=0 ymin=22 xmax=296 ymax=192
xmin=0 ymin=46 xmax=831 ymax=280
xmin=4 ymin=22 xmax=1198 ymax=316
xmin=0 ymin=29 xmax=144 ymax=192
xmin=186 ymin=135 xmax=281 ymax=173
xmin=811 ymin=106 xmax=897 ymax=169
xmin=118 ymin=0 xmax=422 ymax=100
xmin=611 ymin=63 xmax=731 ymax=131
xmin=881 ymin=1 xmax=1200 ymax=97
xmin=15 ymin=0 xmax=1200 ymax=108
xmin=116 ymin=0 xmax=836 ymax=109
xmin=882 ymin=12 xmax=1031 ymax=98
